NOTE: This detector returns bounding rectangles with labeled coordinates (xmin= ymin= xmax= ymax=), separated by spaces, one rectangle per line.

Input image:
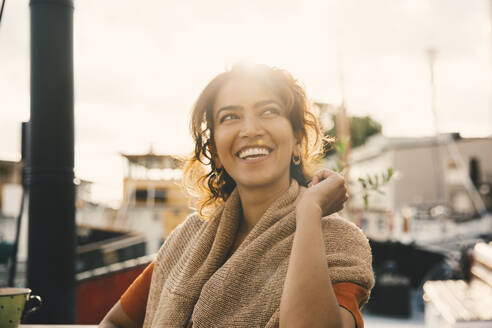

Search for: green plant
xmin=357 ymin=168 xmax=394 ymax=210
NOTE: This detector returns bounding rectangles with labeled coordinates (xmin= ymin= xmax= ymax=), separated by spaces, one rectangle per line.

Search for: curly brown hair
xmin=182 ymin=63 xmax=329 ymax=217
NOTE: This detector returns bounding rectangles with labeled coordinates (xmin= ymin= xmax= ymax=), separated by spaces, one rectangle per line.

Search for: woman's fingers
xmin=310 ymin=169 xmax=339 ymax=187
xmin=303 ymin=169 xmax=351 ymax=216
xmin=317 ymin=169 xmax=332 ymax=181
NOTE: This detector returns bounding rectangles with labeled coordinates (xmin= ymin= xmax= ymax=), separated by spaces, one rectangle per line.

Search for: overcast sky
xmin=1 ymin=0 xmax=491 ymax=205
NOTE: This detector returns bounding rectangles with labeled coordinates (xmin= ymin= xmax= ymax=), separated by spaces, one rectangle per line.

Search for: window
xmin=135 ymin=189 xmax=148 ymax=202
xmin=155 ymin=189 xmax=167 ymax=204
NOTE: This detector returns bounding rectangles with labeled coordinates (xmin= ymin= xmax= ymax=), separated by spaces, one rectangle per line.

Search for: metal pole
xmin=27 ymin=0 xmax=75 ymax=323
xmin=427 ymin=48 xmax=439 ymax=136
xmin=336 ymin=28 xmax=351 ymax=170
xmin=427 ymin=48 xmax=444 ymax=204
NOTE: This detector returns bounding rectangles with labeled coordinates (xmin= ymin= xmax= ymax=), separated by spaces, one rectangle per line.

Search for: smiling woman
xmin=184 ymin=63 xmax=325 ymax=217
xmin=99 ymin=63 xmax=374 ymax=328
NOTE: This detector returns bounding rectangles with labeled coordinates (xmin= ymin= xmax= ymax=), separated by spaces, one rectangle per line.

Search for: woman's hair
xmin=182 ymin=63 xmax=329 ymax=217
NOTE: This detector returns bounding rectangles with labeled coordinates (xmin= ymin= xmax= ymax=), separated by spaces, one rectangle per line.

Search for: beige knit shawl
xmin=143 ymin=180 xmax=374 ymax=328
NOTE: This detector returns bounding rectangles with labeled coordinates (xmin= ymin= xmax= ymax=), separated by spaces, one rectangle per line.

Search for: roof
xmin=119 ymin=152 xmax=182 ymax=169
xmin=0 ymin=160 xmax=22 ymax=169
xmin=348 ymin=133 xmax=492 ymax=164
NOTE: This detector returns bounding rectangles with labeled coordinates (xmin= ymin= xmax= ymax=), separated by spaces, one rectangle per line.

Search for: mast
xmin=336 ymin=28 xmax=351 ymax=172
xmin=427 ymin=47 xmax=445 ymax=204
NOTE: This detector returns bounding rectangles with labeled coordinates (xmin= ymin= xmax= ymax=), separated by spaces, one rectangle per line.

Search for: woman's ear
xmin=207 ymin=142 xmax=214 ymax=156
xmin=295 ymin=132 xmax=303 ymax=147
xmin=215 ymin=156 xmax=222 ymax=169
xmin=208 ymin=143 xmax=222 ymax=168
xmin=292 ymin=145 xmax=301 ymax=159
xmin=294 ymin=135 xmax=302 ymax=156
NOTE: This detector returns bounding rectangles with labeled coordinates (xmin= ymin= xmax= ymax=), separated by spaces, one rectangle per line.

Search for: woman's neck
xmin=236 ymin=178 xmax=291 ymax=233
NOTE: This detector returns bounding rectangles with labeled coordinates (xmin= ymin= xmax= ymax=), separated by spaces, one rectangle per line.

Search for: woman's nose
xmin=239 ymin=115 xmax=264 ymax=138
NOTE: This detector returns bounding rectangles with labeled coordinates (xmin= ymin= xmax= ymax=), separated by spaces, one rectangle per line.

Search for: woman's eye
xmin=262 ymin=108 xmax=280 ymax=116
xmin=220 ymin=113 xmax=238 ymax=123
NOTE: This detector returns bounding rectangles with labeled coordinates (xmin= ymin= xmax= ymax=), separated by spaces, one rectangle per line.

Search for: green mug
xmin=0 ymin=288 xmax=42 ymax=328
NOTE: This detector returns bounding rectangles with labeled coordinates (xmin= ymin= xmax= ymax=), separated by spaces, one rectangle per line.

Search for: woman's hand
xmin=297 ymin=169 xmax=348 ymax=219
xmin=282 ymin=169 xmax=352 ymax=327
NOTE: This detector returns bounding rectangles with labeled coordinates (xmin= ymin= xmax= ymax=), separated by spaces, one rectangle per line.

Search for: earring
xmin=292 ymin=154 xmax=301 ymax=166
xmin=213 ymin=162 xmax=224 ymax=182
xmin=215 ymin=166 xmax=223 ymax=178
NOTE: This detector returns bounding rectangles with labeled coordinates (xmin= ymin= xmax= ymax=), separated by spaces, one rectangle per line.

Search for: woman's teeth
xmin=238 ymin=147 xmax=271 ymax=159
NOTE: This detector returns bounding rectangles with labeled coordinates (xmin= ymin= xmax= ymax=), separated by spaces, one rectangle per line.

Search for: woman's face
xmin=212 ymin=76 xmax=299 ymax=192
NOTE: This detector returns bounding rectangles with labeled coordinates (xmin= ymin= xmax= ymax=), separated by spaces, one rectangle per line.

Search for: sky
xmin=1 ymin=0 xmax=492 ymax=205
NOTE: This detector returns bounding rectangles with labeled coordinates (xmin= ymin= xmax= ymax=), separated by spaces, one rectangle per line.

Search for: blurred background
xmin=1 ymin=0 xmax=492 ymax=326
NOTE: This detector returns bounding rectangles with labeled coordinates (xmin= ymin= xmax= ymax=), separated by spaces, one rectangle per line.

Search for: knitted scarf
xmin=143 ymin=180 xmax=374 ymax=327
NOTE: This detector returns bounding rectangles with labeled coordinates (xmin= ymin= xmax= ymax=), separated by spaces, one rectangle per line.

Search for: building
xmin=120 ymin=151 xmax=191 ymax=244
xmin=77 ymin=151 xmax=191 ymax=255
xmin=342 ymin=133 xmax=492 ymax=241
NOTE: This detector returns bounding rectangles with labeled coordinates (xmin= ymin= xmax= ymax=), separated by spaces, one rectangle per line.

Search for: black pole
xmin=7 ymin=122 xmax=30 ymax=287
xmin=27 ymin=0 xmax=75 ymax=323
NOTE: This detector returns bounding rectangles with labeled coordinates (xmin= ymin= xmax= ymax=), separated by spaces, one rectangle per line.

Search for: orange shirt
xmin=121 ymin=261 xmax=368 ymax=328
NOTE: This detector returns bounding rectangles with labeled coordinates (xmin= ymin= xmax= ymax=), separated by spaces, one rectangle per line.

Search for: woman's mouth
xmin=236 ymin=147 xmax=272 ymax=160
